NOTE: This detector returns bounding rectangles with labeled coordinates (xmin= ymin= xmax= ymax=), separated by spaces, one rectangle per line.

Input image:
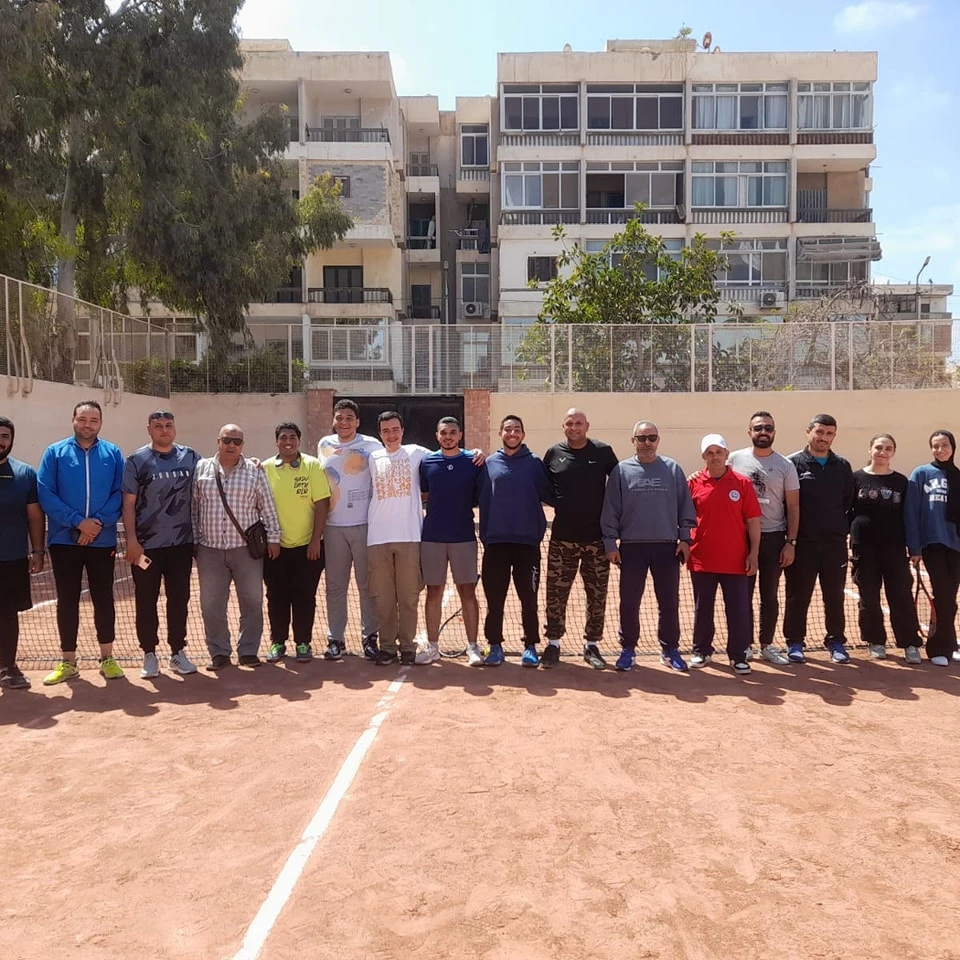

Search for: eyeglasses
xmin=751 ymin=425 xmax=775 ymax=434
xmin=218 ymin=437 xmax=244 ymax=446
xmin=632 ymin=434 xmax=659 ymax=443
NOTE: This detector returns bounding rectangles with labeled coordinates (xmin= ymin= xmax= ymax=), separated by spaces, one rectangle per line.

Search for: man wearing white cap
xmin=687 ymin=434 xmax=762 ymax=675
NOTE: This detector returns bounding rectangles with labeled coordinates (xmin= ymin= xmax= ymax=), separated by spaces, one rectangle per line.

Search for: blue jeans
xmin=618 ymin=541 xmax=681 ymax=652
xmin=691 ymin=571 xmax=750 ymax=661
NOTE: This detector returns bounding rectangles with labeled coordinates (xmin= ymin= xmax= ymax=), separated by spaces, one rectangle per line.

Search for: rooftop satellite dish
xmin=563 ymin=43 xmax=572 ymax=53
xmin=702 ymin=31 xmax=712 ymax=50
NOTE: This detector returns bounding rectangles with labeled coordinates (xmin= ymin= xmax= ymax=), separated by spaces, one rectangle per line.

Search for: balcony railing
xmin=798 ymin=208 xmax=873 ymax=223
xmin=406 ymin=303 xmax=442 ymax=320
xmin=408 ymin=163 xmax=439 ymax=177
xmin=501 ymin=210 xmax=579 ymax=226
xmin=265 ymin=286 xmax=303 ymax=304
xmin=407 ymin=237 xmax=438 ymax=251
xmin=717 ymin=285 xmax=784 ymax=302
xmin=586 ymin=132 xmax=683 ymax=146
xmin=459 ymin=167 xmax=491 ymax=181
xmin=304 ymin=127 xmax=390 ymax=143
xmin=690 ymin=208 xmax=789 ymax=224
xmin=307 ymin=287 xmax=393 ymax=304
xmin=797 ymin=131 xmax=874 ymax=145
xmin=500 ymin=132 xmax=580 ymax=147
xmin=586 ymin=208 xmax=681 ymax=225
xmin=456 ymin=227 xmax=491 ymax=251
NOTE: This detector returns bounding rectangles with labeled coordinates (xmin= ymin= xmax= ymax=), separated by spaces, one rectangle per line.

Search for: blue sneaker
xmin=661 ymin=648 xmax=688 ymax=672
xmin=787 ymin=643 xmax=805 ymax=664
xmin=521 ymin=646 xmax=539 ymax=668
xmin=614 ymin=648 xmax=635 ymax=672
xmin=484 ymin=644 xmax=504 ymax=667
xmin=828 ymin=641 xmax=851 ymax=664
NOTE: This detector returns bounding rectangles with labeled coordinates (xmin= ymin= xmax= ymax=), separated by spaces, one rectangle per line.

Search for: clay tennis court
xmin=5 ymin=532 xmax=960 ymax=959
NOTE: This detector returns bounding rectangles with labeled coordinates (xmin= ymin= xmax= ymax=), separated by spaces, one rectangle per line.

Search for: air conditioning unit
xmin=760 ymin=291 xmax=786 ymax=309
xmin=461 ymin=301 xmax=486 ymax=319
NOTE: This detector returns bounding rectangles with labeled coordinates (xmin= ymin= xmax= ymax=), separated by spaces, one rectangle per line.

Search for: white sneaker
xmin=465 ymin=643 xmax=483 ymax=667
xmin=689 ymin=652 xmax=712 ymax=668
xmin=415 ymin=642 xmax=441 ymax=665
xmin=169 ymin=650 xmax=198 ymax=675
xmin=745 ymin=646 xmax=756 ymax=661
xmin=868 ymin=644 xmax=887 ymax=660
xmin=931 ymin=655 xmax=949 ymax=667
xmin=140 ymin=652 xmax=160 ymax=679
xmin=953 ymin=651 xmax=960 ymax=662
xmin=904 ymin=645 xmax=922 ymax=665
xmin=760 ymin=645 xmax=790 ymax=665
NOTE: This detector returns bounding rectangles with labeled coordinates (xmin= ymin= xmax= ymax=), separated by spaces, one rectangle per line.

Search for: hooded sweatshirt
xmin=477 ymin=445 xmax=553 ymax=546
xmin=904 ymin=463 xmax=960 ymax=556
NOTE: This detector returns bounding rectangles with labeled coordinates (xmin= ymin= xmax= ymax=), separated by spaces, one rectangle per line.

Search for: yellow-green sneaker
xmin=43 ymin=660 xmax=80 ymax=685
xmin=99 ymin=656 xmax=125 ymax=680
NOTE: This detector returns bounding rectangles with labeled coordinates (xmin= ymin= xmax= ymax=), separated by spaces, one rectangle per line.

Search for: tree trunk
xmin=53 ymin=123 xmax=82 ymax=384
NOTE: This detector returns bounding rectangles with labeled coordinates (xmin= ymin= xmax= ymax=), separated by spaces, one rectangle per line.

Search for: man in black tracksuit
xmin=783 ymin=413 xmax=855 ymax=664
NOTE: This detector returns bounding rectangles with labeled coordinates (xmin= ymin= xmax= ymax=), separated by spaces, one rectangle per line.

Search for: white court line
xmin=231 ymin=667 xmax=411 ymax=960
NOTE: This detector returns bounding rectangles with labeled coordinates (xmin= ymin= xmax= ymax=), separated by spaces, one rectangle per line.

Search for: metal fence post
xmin=830 ymin=323 xmax=836 ymax=391
xmin=428 ymin=327 xmax=435 ymax=393
xmin=690 ymin=325 xmax=696 ymax=392
xmin=287 ymin=324 xmax=293 ymax=394
xmin=706 ymin=325 xmax=713 ymax=392
xmin=567 ymin=325 xmax=574 ymax=391
xmin=609 ymin=325 xmax=614 ymax=392
xmin=550 ymin=325 xmax=556 ymax=393
xmin=847 ymin=321 xmax=854 ymax=390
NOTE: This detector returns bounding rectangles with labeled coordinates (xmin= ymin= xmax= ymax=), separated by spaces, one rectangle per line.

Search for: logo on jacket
xmin=729 ymin=490 xmax=741 ymax=502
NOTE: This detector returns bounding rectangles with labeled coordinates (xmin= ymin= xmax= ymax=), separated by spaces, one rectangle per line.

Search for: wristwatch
xmin=786 ymin=538 xmax=798 ymax=546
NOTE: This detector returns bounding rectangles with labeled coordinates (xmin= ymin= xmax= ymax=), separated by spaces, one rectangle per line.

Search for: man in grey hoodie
xmin=601 ymin=420 xmax=696 ymax=672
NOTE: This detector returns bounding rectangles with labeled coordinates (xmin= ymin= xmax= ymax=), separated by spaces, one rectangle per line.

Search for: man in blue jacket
xmin=38 ymin=400 xmax=125 ymax=684
xmin=477 ymin=415 xmax=553 ymax=667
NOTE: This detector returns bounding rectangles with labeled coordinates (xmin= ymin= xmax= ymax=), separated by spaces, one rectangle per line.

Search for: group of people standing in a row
xmin=1 ymin=400 xmax=958 ymax=691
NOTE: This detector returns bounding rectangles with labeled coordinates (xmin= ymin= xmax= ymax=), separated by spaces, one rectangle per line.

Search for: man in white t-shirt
xmin=727 ymin=410 xmax=800 ymax=665
xmin=317 ymin=399 xmax=382 ymax=661
xmin=367 ymin=411 xmax=431 ymax=666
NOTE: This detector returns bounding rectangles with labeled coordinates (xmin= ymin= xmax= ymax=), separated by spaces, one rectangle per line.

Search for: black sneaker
xmin=0 ymin=665 xmax=31 ymax=689
xmin=540 ymin=644 xmax=561 ymax=669
xmin=375 ymin=650 xmax=399 ymax=666
xmin=238 ymin=654 xmax=262 ymax=667
xmin=361 ymin=634 xmax=379 ymax=661
xmin=206 ymin=654 xmax=232 ymax=671
xmin=583 ymin=645 xmax=607 ymax=670
xmin=324 ymin=639 xmax=345 ymax=661
xmin=399 ymin=650 xmax=415 ymax=666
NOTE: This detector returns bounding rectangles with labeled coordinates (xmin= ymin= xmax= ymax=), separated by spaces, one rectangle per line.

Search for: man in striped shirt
xmin=192 ymin=424 xmax=281 ymax=669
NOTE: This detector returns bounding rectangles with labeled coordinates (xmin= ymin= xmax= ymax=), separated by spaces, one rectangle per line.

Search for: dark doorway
xmin=346 ymin=395 xmax=465 ymax=450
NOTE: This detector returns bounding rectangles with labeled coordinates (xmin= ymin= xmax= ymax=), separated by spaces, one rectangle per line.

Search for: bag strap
xmin=215 ymin=470 xmax=248 ymax=539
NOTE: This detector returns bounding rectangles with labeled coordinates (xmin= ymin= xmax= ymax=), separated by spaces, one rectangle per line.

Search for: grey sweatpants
xmin=196 ymin=545 xmax=264 ymax=658
xmin=323 ymin=523 xmax=378 ymax=643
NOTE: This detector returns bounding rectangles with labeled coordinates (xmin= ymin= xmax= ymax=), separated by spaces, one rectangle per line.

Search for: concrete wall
xmin=307 ymin=162 xmax=389 ymax=225
xmin=488 ymin=390 xmax=960 ymax=476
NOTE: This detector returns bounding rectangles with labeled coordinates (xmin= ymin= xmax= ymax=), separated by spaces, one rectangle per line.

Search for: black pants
xmin=481 ymin=543 xmax=540 ymax=646
xmin=49 ymin=545 xmax=116 ymax=653
xmin=748 ymin=531 xmax=785 ymax=647
xmin=264 ymin=544 xmax=325 ymax=648
xmin=851 ymin=544 xmax=920 ymax=649
xmin=921 ymin=543 xmax=960 ymax=659
xmin=782 ymin=539 xmax=848 ymax=648
xmin=0 ymin=557 xmax=31 ymax=668
xmin=131 ymin=543 xmax=194 ymax=654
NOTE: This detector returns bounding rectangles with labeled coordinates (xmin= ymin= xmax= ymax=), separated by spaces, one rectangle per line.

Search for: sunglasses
xmin=219 ymin=437 xmax=244 ymax=446
xmin=751 ymin=425 xmax=775 ymax=433
xmin=148 ymin=411 xmax=175 ymax=422
xmin=632 ymin=434 xmax=659 ymax=443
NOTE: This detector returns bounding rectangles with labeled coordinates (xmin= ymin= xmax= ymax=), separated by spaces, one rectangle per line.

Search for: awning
xmin=797 ymin=237 xmax=882 ymax=262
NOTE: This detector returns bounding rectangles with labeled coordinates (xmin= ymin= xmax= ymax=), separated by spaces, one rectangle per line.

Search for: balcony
xmin=717 ymin=286 xmax=784 ymax=303
xmin=307 ymin=287 xmax=393 ymax=304
xmin=265 ymin=286 xmax=303 ymax=304
xmin=458 ymin=168 xmax=491 ymax=181
xmin=456 ymin=227 xmax=491 ymax=252
xmin=797 ymin=131 xmax=874 ymax=145
xmin=408 ymin=163 xmax=439 ymax=177
xmin=585 ymin=132 xmax=683 ymax=147
xmin=305 ymin=127 xmax=390 ymax=143
xmin=406 ymin=301 xmax=442 ymax=321
xmin=691 ymin=132 xmax=790 ymax=146
xmin=586 ymin=208 xmax=681 ymax=225
xmin=500 ymin=132 xmax=580 ymax=147
xmin=500 ymin=210 xmax=579 ymax=226
xmin=690 ymin=209 xmax=789 ymax=224
xmin=797 ymin=208 xmax=873 ymax=224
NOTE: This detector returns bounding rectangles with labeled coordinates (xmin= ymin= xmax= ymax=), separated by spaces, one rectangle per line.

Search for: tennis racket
xmin=914 ymin=570 xmax=936 ymax=639
xmin=437 ymin=607 xmax=468 ymax=658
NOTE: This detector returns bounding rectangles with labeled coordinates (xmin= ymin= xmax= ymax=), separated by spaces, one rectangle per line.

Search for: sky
xmin=237 ymin=0 xmax=959 ymax=312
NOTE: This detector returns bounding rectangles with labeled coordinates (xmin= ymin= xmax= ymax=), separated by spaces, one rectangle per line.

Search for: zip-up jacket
xmin=38 ymin=436 xmax=124 ymax=547
xmin=477 ymin=445 xmax=553 ymax=546
xmin=788 ymin=448 xmax=854 ymax=543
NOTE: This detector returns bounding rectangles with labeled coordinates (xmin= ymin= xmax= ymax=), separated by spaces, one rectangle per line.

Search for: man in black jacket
xmin=783 ymin=414 xmax=855 ymax=664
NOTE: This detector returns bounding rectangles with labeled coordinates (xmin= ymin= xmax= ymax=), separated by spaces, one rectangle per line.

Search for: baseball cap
xmin=700 ymin=433 xmax=728 ymax=454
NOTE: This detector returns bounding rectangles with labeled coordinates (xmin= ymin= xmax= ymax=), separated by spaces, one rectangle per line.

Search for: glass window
xmin=460 ymin=124 xmax=489 ymax=167
xmin=528 ymin=256 xmax=558 ymax=283
xmin=692 ymin=161 xmax=788 ymax=207
xmin=714 ymin=239 xmax=787 ymax=286
xmin=461 ymin=262 xmax=490 ymax=303
xmin=693 ymin=83 xmax=790 ymax=130
xmin=798 ymin=82 xmax=872 ymax=129
xmin=502 ymin=85 xmax=579 ymax=131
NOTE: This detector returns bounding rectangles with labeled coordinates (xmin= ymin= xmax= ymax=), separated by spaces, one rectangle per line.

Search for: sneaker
xmin=661 ymin=649 xmax=688 ymax=672
xmin=99 ymin=656 xmax=125 ymax=680
xmin=745 ymin=646 xmax=756 ymax=661
xmin=324 ymin=640 xmax=345 ymax=661
xmin=787 ymin=643 xmax=805 ymax=664
xmin=206 ymin=654 xmax=232 ymax=671
xmin=375 ymin=649 xmax=399 ymax=666
xmin=415 ymin=642 xmax=441 ymax=665
xmin=399 ymin=650 xmax=416 ymax=666
xmin=266 ymin=643 xmax=285 ymax=663
xmin=868 ymin=644 xmax=887 ymax=660
xmin=168 ymin=650 xmax=198 ymax=675
xmin=0 ymin=665 xmax=30 ymax=689
xmin=931 ymin=655 xmax=949 ymax=667
xmin=295 ymin=644 xmax=312 ymax=663
xmin=484 ymin=644 xmax=504 ymax=667
xmin=238 ymin=654 xmax=261 ymax=667
xmin=583 ymin=644 xmax=607 ymax=670
xmin=540 ymin=644 xmax=560 ymax=669
xmin=828 ymin=642 xmax=851 ymax=664
xmin=465 ymin=643 xmax=483 ymax=666
xmin=521 ymin=645 xmax=540 ymax=668
xmin=362 ymin=634 xmax=379 ymax=661
xmin=689 ymin=652 xmax=712 ymax=668
xmin=43 ymin=660 xmax=80 ymax=685
xmin=140 ymin=652 xmax=160 ymax=679
xmin=731 ymin=659 xmax=752 ymax=675
xmin=904 ymin=645 xmax=922 ymax=665
xmin=761 ymin=645 xmax=791 ymax=665
xmin=953 ymin=651 xmax=960 ymax=663
xmin=614 ymin=648 xmax=635 ymax=672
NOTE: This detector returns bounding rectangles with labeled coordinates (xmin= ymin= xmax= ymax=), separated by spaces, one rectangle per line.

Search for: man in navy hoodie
xmin=477 ymin=415 xmax=553 ymax=667
xmin=37 ymin=399 xmax=125 ymax=684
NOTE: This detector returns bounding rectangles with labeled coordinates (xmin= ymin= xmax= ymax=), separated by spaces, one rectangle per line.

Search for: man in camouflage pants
xmin=541 ymin=409 xmax=618 ymax=669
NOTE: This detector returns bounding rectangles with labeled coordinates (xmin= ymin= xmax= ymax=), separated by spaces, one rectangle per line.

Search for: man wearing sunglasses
xmin=727 ymin=411 xmax=800 ymax=666
xmin=601 ymin=421 xmax=696 ymax=672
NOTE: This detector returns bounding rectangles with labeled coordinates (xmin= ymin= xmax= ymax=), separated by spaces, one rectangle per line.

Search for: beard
xmin=753 ymin=435 xmax=773 ymax=448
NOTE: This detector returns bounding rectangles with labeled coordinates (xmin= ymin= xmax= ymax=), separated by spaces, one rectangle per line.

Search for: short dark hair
xmin=275 ymin=421 xmax=302 ymax=441
xmin=0 ymin=415 xmax=13 ymax=437
xmin=499 ymin=414 xmax=524 ymax=432
xmin=378 ymin=410 xmax=403 ymax=427
xmin=808 ymin=413 xmax=837 ymax=429
xmin=73 ymin=399 xmax=103 ymax=418
xmin=437 ymin=416 xmax=462 ymax=431
xmin=333 ymin=399 xmax=360 ymax=417
xmin=750 ymin=410 xmax=774 ymax=423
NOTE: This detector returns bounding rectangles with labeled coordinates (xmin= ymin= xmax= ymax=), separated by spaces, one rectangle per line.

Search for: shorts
xmin=0 ymin=558 xmax=33 ymax=612
xmin=420 ymin=541 xmax=478 ymax=586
